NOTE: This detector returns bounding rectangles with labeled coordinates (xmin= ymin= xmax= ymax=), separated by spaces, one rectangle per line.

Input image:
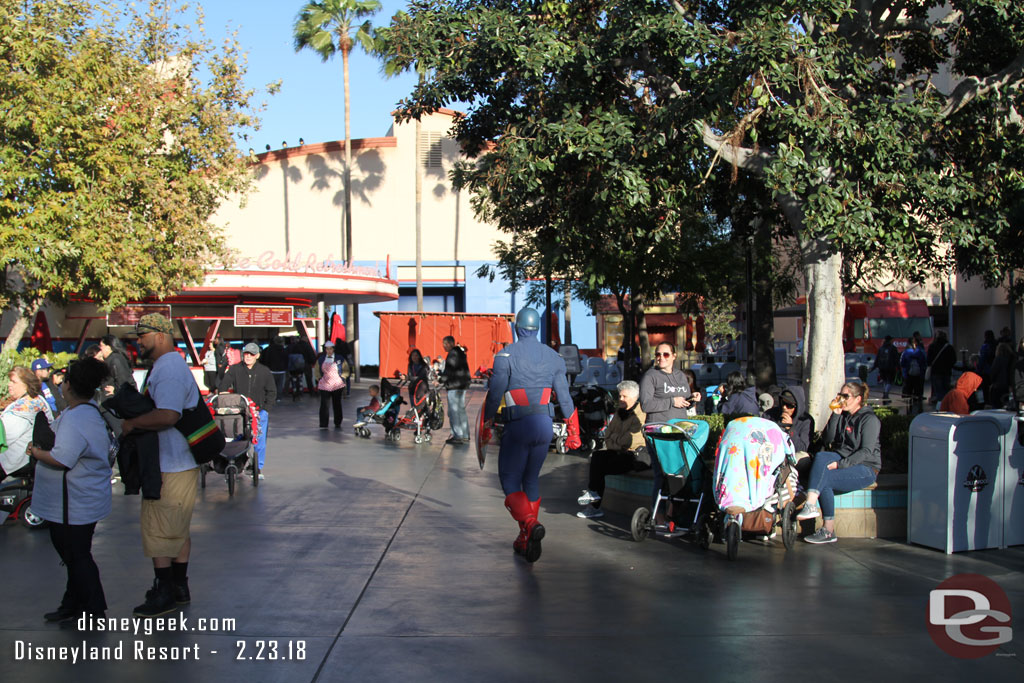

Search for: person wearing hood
xmin=797 ymin=381 xmax=881 ymax=544
xmin=576 ymin=381 xmax=647 ymax=519
xmin=768 ymin=385 xmax=814 ymax=455
xmin=718 ymin=371 xmax=760 ymax=418
xmin=939 ymin=371 xmax=983 ymax=415
xmin=484 ymin=307 xmax=575 ymax=563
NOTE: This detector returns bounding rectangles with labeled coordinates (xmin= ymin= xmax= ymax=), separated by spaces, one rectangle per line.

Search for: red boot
xmin=505 ymin=492 xmax=531 ymax=555
xmin=523 ymin=497 xmax=545 ymax=563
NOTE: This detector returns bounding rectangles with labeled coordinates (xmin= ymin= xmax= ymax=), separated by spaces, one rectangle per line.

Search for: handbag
xmin=174 ymin=395 xmax=225 ymax=465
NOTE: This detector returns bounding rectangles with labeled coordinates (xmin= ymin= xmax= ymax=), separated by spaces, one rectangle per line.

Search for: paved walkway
xmin=4 ymin=384 xmax=1022 ymax=682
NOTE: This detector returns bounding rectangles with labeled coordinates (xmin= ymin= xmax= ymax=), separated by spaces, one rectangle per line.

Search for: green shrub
xmin=0 ymin=349 xmax=79 ymax=397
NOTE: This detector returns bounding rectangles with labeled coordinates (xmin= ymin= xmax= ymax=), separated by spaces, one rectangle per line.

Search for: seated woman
xmin=767 ymin=385 xmax=814 ymax=457
xmin=797 ymin=381 xmax=880 ymax=544
xmin=718 ymin=371 xmax=760 ymax=418
xmin=2 ymin=366 xmax=54 ymax=482
xmin=576 ymin=380 xmax=646 ymax=519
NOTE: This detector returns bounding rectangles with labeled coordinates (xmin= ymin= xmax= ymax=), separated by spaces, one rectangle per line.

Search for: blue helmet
xmin=515 ymin=307 xmax=541 ymax=332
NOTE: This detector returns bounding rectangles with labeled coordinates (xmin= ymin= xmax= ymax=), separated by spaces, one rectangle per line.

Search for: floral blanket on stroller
xmin=713 ymin=416 xmax=794 ymax=512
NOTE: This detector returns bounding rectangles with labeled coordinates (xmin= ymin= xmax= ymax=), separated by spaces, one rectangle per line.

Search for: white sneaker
xmin=577 ymin=489 xmax=601 ymax=506
xmin=577 ymin=507 xmax=604 ymax=519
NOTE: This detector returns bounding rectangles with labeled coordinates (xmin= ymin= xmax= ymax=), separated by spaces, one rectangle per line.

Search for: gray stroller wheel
xmin=630 ymin=507 xmax=651 ymax=542
xmin=725 ymin=521 xmax=740 ymax=561
xmin=781 ymin=502 xmax=796 ymax=550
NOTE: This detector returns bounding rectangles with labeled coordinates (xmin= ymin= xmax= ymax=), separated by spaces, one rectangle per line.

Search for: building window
xmin=418 ymin=132 xmax=442 ymax=168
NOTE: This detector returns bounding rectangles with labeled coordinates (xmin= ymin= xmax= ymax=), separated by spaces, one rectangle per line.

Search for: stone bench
xmin=601 ymin=470 xmax=907 ymax=539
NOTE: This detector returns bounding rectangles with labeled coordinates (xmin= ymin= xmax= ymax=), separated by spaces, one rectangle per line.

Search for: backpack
xmin=85 ymin=404 xmax=119 ymax=467
xmin=288 ymin=353 xmax=306 ymax=372
xmin=908 ymin=356 xmax=923 ymax=378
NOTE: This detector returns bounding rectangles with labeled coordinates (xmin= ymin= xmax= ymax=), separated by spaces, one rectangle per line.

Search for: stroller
xmin=630 ymin=419 xmax=712 ymax=542
xmin=200 ymin=393 xmax=259 ymax=497
xmin=702 ymin=416 xmax=798 ymax=560
xmin=0 ymin=462 xmax=46 ymax=529
xmin=353 ymin=377 xmax=405 ymax=441
xmin=405 ymin=373 xmax=445 ymax=442
xmin=569 ymin=385 xmax=615 ymax=452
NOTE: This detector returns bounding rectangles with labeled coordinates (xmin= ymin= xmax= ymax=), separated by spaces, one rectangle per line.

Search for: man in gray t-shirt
xmin=121 ymin=313 xmax=199 ymax=618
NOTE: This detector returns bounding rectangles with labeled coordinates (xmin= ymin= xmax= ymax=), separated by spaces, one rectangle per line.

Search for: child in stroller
xmin=353 ymin=378 xmax=404 ymax=440
xmin=200 ymin=393 xmax=259 ymax=497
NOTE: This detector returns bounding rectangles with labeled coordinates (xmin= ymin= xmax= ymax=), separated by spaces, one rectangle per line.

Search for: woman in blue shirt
xmin=27 ymin=357 xmax=113 ymax=626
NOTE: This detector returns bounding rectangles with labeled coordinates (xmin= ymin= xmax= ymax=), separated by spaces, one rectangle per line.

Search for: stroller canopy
xmin=713 ymin=416 xmax=794 ymax=513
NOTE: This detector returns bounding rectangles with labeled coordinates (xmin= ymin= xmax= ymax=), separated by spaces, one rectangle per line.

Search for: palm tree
xmin=293 ymin=0 xmax=380 ymax=268
xmin=294 ymin=0 xmax=380 ymax=377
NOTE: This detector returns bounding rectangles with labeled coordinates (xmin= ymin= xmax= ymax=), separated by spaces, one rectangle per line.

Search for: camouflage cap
xmin=135 ymin=313 xmax=174 ymax=336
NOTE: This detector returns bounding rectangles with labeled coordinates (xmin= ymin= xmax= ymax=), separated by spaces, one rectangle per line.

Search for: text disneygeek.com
xmin=12 ymin=615 xmax=306 ymax=663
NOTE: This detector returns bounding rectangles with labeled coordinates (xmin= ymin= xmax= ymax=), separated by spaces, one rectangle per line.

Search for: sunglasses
xmin=655 ymin=352 xmax=673 ymax=358
xmin=782 ymin=401 xmax=797 ymax=409
xmin=837 ymin=393 xmax=851 ymax=400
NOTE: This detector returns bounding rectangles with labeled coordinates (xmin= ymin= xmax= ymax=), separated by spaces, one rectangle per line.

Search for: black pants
xmin=204 ymin=371 xmax=218 ymax=393
xmin=320 ymin=389 xmax=343 ymax=428
xmin=49 ymin=522 xmax=107 ymax=616
xmin=587 ymin=450 xmax=638 ymax=509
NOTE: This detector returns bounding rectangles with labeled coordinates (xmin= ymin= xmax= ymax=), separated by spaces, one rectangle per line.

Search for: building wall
xmin=211 ymin=110 xmax=598 ymax=365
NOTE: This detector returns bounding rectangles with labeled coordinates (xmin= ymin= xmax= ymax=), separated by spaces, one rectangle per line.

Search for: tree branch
xmin=939 ymin=48 xmax=1024 ymax=119
xmin=699 ymin=120 xmax=771 ymax=175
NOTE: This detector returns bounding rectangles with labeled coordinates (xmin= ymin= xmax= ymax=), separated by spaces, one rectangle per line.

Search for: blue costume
xmin=485 ymin=308 xmax=574 ymax=562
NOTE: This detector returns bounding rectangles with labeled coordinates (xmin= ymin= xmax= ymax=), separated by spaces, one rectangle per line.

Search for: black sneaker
xmin=174 ymin=580 xmax=191 ymax=605
xmin=133 ymin=579 xmax=177 ymax=617
xmin=44 ymin=606 xmax=77 ymax=622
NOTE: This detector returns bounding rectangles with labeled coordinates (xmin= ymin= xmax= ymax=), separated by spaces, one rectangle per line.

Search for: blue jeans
xmin=447 ymin=389 xmax=468 ymax=439
xmin=498 ymin=414 xmax=551 ymax=500
xmin=808 ymin=451 xmax=876 ymax=520
xmin=255 ymin=409 xmax=269 ymax=469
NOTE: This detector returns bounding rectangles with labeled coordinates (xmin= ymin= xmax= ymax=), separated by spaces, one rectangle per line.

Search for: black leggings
xmin=587 ymin=450 xmax=639 ymax=509
xmin=320 ymin=389 xmax=343 ymax=427
xmin=49 ymin=522 xmax=107 ymax=616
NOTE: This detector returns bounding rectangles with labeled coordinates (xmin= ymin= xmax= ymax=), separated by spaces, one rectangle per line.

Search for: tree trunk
xmin=801 ymin=241 xmax=845 ymax=428
xmin=634 ymin=292 xmax=650 ymax=369
xmin=2 ymin=300 xmax=38 ymax=355
xmin=753 ymin=283 xmax=777 ymax=389
xmin=614 ymin=290 xmax=637 ymax=379
xmin=342 ymin=46 xmax=357 ymax=374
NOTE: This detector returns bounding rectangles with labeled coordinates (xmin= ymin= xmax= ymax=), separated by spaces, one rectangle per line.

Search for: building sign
xmin=223 ymin=251 xmax=385 ymax=278
xmin=106 ymin=305 xmax=172 ymax=327
xmin=234 ymin=305 xmax=294 ymax=328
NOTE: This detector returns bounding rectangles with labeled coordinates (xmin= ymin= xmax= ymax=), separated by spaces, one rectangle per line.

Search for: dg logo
xmin=928 ymin=574 xmax=1013 ymax=658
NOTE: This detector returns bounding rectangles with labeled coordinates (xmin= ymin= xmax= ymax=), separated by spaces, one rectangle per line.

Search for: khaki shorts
xmin=141 ymin=469 xmax=198 ymax=558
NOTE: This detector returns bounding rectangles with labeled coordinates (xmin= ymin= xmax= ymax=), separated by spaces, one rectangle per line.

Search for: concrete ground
xmin=4 ymin=383 xmax=1022 ymax=683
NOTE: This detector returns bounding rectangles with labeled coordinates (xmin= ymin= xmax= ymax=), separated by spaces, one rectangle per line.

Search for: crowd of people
xmin=4 ymin=310 xmax=1024 ymax=620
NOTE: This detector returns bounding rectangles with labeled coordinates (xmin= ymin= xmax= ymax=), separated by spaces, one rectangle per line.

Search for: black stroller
xmin=200 ymin=393 xmax=258 ymax=496
xmin=570 ymin=385 xmax=615 ymax=452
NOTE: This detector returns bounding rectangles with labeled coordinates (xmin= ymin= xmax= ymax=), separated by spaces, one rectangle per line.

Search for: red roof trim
xmin=255 ymin=137 xmax=398 ymax=164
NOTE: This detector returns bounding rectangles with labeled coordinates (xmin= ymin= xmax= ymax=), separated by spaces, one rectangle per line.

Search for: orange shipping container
xmin=374 ymin=312 xmax=515 ymax=379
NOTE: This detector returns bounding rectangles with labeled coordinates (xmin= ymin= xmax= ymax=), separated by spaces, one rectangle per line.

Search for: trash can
xmin=973 ymin=410 xmax=1024 ymax=548
xmin=907 ymin=413 xmax=1004 ymax=553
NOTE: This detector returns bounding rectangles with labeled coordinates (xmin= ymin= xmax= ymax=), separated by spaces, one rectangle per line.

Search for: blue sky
xmin=197 ymin=0 xmax=422 ymax=151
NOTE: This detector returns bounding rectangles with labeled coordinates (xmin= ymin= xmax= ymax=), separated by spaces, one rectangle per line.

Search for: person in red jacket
xmin=939 ymin=371 xmax=983 ymax=415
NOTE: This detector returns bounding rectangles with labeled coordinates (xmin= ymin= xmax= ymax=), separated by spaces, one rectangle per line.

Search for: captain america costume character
xmin=484 ymin=308 xmax=575 ymax=562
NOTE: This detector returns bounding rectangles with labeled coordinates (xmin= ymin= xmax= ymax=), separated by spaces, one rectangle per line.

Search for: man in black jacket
xmin=219 ymin=342 xmax=276 ymax=477
xmin=926 ymin=330 xmax=956 ymax=405
xmin=440 ymin=335 xmax=471 ymax=444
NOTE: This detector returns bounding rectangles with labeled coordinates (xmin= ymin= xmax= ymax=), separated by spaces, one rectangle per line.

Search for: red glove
xmin=566 ymin=409 xmax=581 ymax=450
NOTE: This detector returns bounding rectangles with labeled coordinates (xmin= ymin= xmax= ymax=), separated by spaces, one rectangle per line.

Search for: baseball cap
xmin=31 ymin=358 xmax=53 ymax=371
xmin=135 ymin=313 xmax=174 ymax=336
xmin=243 ymin=342 xmax=261 ymax=355
xmin=324 ymin=340 xmax=335 ymax=347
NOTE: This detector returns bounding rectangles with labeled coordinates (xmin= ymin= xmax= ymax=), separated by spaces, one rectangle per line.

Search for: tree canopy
xmin=0 ymin=0 xmax=261 ymax=351
xmin=378 ymin=0 xmax=1024 ymax=422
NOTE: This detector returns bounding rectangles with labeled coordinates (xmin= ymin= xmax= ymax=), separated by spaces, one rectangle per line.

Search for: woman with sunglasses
xmin=797 ymin=381 xmax=881 ymax=544
xmin=639 ymin=343 xmax=692 ymax=517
